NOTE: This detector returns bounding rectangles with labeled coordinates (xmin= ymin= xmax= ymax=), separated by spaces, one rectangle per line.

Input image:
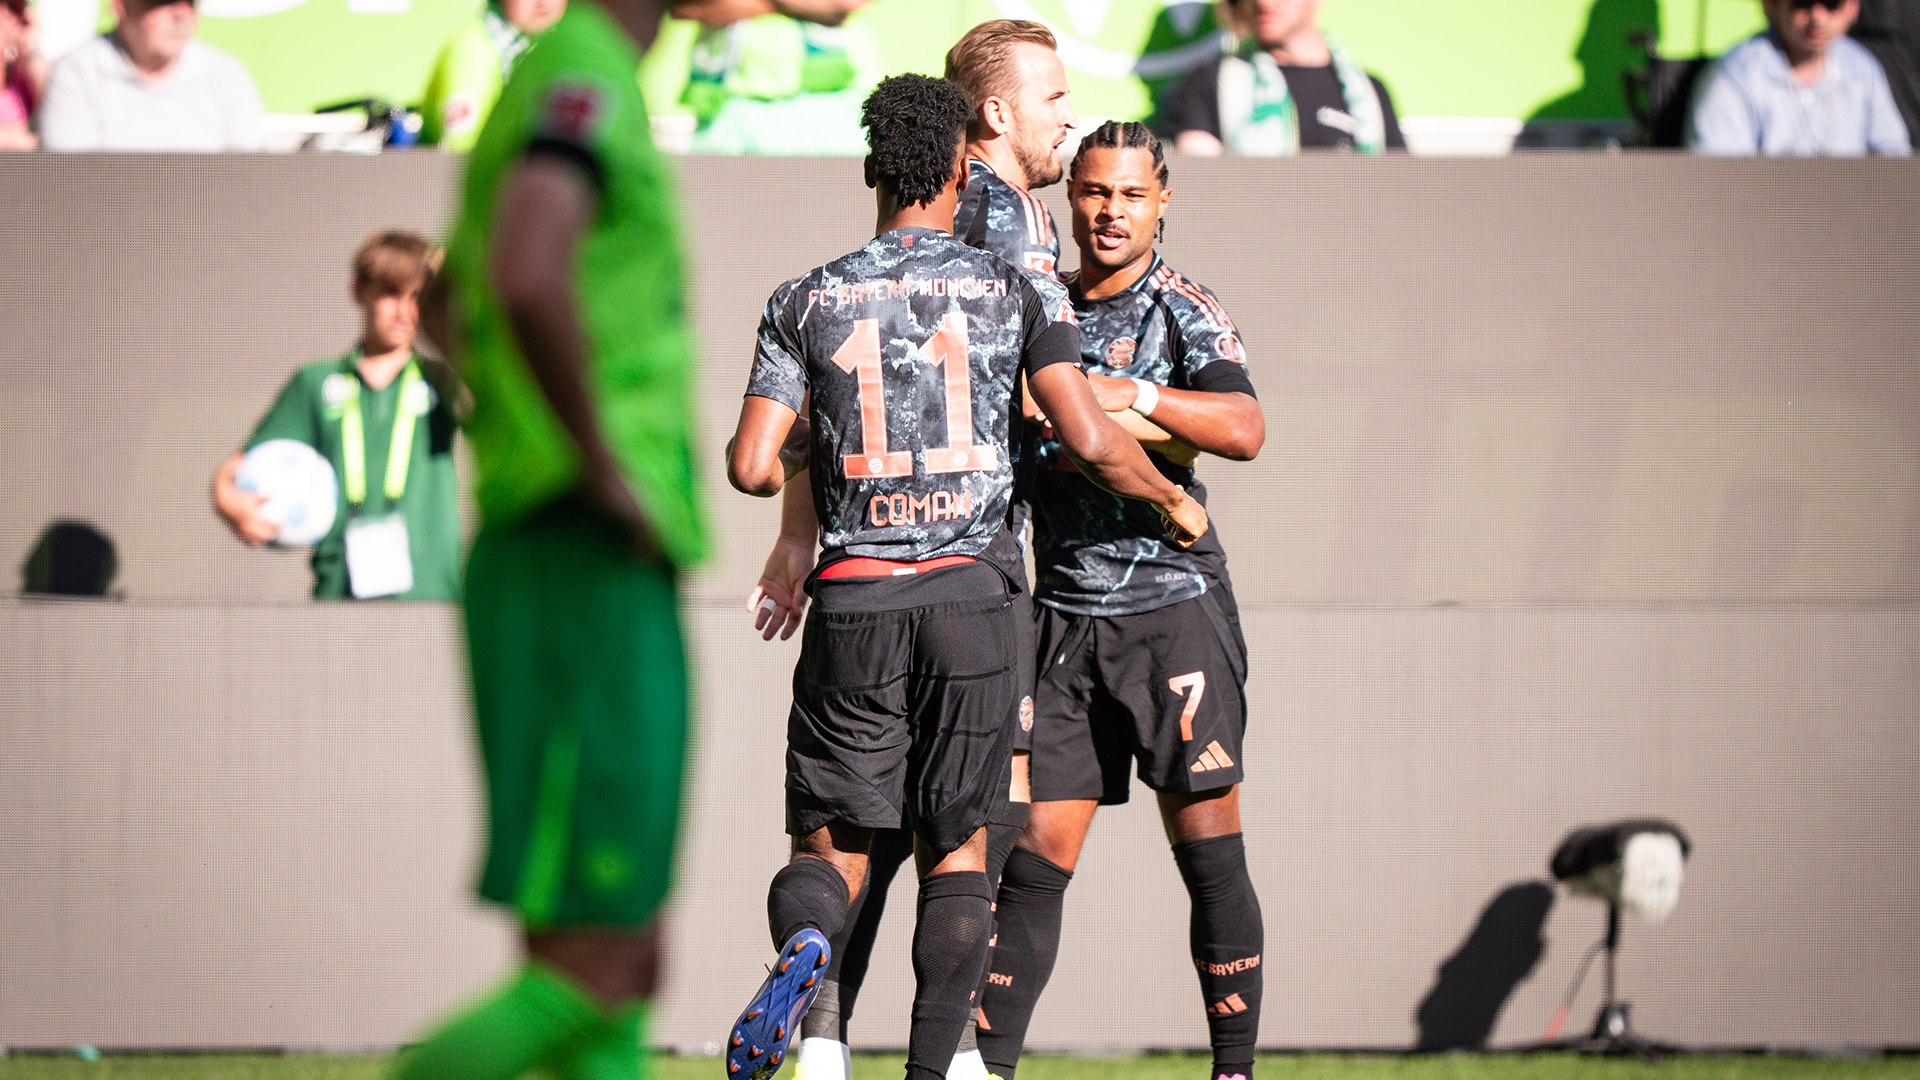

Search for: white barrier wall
xmin=1 ymin=154 xmax=1917 ymax=1052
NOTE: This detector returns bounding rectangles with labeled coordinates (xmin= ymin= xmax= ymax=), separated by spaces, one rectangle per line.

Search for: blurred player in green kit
xmin=393 ymin=0 xmax=705 ymax=1076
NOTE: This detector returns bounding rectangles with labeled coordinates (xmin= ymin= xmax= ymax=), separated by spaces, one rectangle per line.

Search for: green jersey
xmin=418 ymin=5 xmax=530 ymax=153
xmin=445 ymin=0 xmax=709 ymax=569
xmin=247 ymin=351 xmax=463 ymax=601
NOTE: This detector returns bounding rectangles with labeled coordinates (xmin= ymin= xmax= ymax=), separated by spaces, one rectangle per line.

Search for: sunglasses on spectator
xmin=1787 ymin=0 xmax=1848 ymax=9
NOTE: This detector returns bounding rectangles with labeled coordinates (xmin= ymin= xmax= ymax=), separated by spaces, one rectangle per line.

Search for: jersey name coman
xmin=748 ymin=226 xmax=1079 ymax=575
xmin=1030 ymin=254 xmax=1257 ymax=617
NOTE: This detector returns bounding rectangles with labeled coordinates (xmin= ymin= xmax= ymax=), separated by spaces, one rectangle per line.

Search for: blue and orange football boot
xmin=726 ymin=928 xmax=830 ymax=1080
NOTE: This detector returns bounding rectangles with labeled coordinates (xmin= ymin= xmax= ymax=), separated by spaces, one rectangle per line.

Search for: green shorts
xmin=465 ymin=499 xmax=690 ymax=928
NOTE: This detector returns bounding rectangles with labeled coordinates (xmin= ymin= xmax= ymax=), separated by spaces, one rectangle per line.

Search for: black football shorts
xmin=786 ymin=560 xmax=1019 ymax=854
xmin=1028 ymin=587 xmax=1249 ymax=804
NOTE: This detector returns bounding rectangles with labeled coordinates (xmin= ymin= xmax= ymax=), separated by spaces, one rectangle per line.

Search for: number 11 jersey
xmin=746 ymin=226 xmax=1079 ymax=575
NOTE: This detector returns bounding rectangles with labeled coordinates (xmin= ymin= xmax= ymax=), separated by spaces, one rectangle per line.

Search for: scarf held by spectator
xmin=1217 ymin=32 xmax=1384 ymax=155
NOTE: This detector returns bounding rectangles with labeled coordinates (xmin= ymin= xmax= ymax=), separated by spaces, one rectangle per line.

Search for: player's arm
xmin=745 ymin=391 xmax=817 ymax=640
xmin=211 ymin=452 xmax=278 ymax=545
xmin=1028 ymin=360 xmax=1207 ymax=546
xmin=728 ymin=394 xmax=801 ymax=496
xmin=493 ymin=153 xmax=659 ymax=558
xmin=1102 ymin=408 xmax=1199 ymax=467
xmin=1085 ymin=373 xmax=1263 ymax=461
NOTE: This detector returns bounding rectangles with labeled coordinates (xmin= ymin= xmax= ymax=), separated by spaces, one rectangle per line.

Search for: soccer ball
xmin=236 ymin=439 xmax=339 ymax=548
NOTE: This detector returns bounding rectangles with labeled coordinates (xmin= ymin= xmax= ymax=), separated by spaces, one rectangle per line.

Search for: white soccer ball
xmin=236 ymin=439 xmax=339 ymax=548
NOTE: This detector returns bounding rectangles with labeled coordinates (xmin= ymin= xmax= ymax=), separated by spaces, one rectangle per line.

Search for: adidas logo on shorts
xmin=1190 ymin=741 xmax=1234 ymax=773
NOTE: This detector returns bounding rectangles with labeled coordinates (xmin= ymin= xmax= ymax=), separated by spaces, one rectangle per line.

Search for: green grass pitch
xmin=3 ymin=1053 xmax=1918 ymax=1080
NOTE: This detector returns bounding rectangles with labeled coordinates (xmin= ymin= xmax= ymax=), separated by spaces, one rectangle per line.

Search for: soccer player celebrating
xmin=393 ymin=0 xmax=706 ymax=1077
xmin=725 ymin=74 xmax=1206 ymax=1080
xmin=748 ymin=22 xmax=1079 ymax=1080
xmin=974 ymin=121 xmax=1268 ymax=1080
xmin=946 ymin=18 xmax=1077 ymax=282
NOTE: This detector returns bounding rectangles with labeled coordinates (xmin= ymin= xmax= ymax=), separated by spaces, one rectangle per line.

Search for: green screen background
xmin=183 ymin=0 xmax=1768 ymax=125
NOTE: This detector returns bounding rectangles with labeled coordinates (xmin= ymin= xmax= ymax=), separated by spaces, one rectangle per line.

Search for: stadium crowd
xmin=0 ymin=0 xmax=1912 ymax=154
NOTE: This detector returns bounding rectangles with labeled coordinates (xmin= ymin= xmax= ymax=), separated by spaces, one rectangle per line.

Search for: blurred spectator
xmin=417 ymin=0 xmax=564 ymax=152
xmin=212 ymin=231 xmax=462 ymax=601
xmin=1169 ymin=0 xmax=1403 ymax=155
xmin=37 ymin=0 xmax=264 ymax=151
xmin=1853 ymin=0 xmax=1919 ymax=141
xmin=21 ymin=520 xmax=116 ymax=597
xmin=670 ymin=0 xmax=875 ymax=154
xmin=1138 ymin=1 xmax=1229 ymax=136
xmin=1689 ymin=0 xmax=1911 ymax=154
xmin=0 ymin=0 xmax=49 ymax=149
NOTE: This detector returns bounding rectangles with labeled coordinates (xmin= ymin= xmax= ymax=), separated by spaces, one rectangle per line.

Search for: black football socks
xmin=975 ymin=846 xmax=1074 ymax=1080
xmin=1172 ymin=833 xmax=1263 ymax=1080
xmin=904 ymin=870 xmax=994 ymax=1080
xmin=800 ymin=826 xmax=914 ymax=1043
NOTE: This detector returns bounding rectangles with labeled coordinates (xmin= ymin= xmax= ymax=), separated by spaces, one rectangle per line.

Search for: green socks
xmin=552 ymin=1000 xmax=651 ymax=1080
xmin=394 ymin=963 xmax=651 ymax=1080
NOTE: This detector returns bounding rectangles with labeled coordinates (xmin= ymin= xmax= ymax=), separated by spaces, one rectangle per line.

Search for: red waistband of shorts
xmin=816 ymin=554 xmax=977 ymax=580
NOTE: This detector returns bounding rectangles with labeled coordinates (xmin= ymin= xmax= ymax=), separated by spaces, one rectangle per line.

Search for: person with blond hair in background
xmin=213 ymin=231 xmax=462 ymax=601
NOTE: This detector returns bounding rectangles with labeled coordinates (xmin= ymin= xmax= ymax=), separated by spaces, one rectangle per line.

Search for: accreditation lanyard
xmin=339 ymin=356 xmax=423 ymax=509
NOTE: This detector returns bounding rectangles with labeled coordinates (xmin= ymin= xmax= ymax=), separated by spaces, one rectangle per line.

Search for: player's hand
xmin=746 ymin=536 xmax=813 ymax=641
xmin=581 ymin=457 xmax=663 ymax=562
xmin=1085 ymin=372 xmax=1139 ymax=412
xmin=212 ymin=453 xmax=279 ymax=546
xmin=1158 ymin=492 xmax=1209 ymax=549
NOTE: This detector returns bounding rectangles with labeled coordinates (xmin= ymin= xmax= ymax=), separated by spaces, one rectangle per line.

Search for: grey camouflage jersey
xmin=1030 ymin=254 xmax=1257 ymax=617
xmin=953 ymin=157 xmax=1070 ymax=557
xmin=954 ymin=158 xmax=1061 ymax=283
xmin=747 ymin=226 xmax=1079 ymax=577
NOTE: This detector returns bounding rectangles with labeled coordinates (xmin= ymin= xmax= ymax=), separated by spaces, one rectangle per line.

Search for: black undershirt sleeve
xmin=1022 ymin=319 xmax=1081 ymax=376
xmin=1016 ymin=275 xmax=1082 ymax=375
xmin=1188 ymin=361 xmax=1257 ymax=398
xmin=525 ymin=136 xmax=607 ymax=194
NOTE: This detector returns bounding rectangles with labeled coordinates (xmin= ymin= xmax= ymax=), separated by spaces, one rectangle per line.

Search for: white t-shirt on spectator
xmin=39 ymin=34 xmax=266 ymax=152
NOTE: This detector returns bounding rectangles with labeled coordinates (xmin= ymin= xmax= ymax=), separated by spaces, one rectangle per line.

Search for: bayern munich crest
xmin=1105 ymin=337 xmax=1137 ymax=369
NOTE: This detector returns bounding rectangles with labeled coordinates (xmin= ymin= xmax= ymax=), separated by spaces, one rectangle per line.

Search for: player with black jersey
xmin=724 ymin=77 xmax=1206 ymax=1080
xmin=740 ymin=22 xmax=1080 ymax=1080
xmin=973 ymin=122 xmax=1268 ymax=1080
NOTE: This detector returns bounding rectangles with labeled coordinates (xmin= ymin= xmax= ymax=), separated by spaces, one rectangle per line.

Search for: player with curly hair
xmin=746 ymin=26 xmax=1079 ymax=1080
xmin=724 ymin=76 xmax=1207 ymax=1080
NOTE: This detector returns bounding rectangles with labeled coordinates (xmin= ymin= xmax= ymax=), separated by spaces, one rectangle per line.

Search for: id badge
xmin=345 ymin=515 xmax=415 ymax=599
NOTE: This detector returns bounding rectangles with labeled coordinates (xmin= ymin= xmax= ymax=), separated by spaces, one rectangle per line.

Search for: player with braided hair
xmin=975 ymin=120 xmax=1268 ymax=1080
xmin=725 ymin=80 xmax=1207 ymax=1080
